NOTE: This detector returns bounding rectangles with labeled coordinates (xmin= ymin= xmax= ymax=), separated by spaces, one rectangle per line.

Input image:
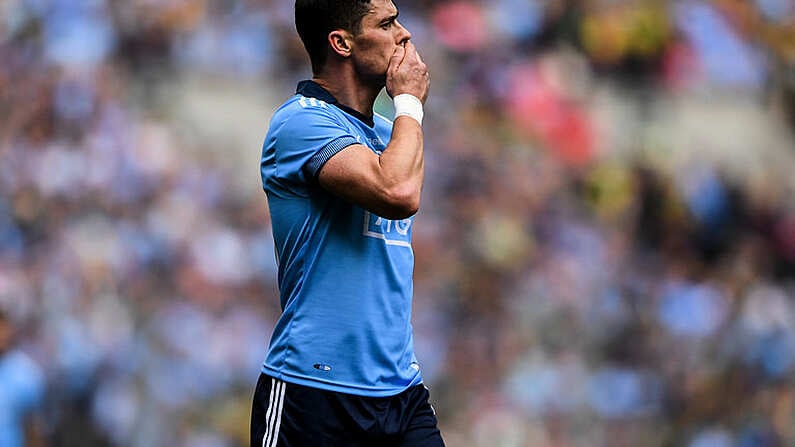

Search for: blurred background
xmin=1 ymin=0 xmax=794 ymax=446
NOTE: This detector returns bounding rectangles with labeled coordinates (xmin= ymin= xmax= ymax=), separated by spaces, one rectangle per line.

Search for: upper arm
xmin=317 ymin=143 xmax=417 ymax=219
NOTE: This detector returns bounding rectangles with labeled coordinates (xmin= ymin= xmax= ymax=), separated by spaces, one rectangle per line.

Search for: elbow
xmin=381 ymin=183 xmax=421 ymax=220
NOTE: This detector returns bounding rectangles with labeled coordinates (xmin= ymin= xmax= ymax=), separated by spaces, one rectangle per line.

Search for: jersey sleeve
xmin=270 ymin=106 xmax=358 ymax=185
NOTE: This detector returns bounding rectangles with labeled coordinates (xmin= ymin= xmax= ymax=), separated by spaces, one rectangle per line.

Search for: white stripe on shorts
xmin=262 ymin=379 xmax=286 ymax=447
xmin=270 ymin=381 xmax=286 ymax=447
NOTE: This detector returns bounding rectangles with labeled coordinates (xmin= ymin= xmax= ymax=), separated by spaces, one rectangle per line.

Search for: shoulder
xmin=272 ymin=95 xmax=342 ymax=126
xmin=269 ymin=98 xmax=358 ymax=157
xmin=268 ymin=96 xmax=350 ymax=145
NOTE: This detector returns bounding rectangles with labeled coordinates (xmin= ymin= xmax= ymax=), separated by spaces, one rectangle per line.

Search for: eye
xmin=381 ymin=18 xmax=396 ymax=30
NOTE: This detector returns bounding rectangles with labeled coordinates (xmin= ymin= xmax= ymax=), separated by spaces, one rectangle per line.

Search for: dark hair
xmin=295 ymin=0 xmax=373 ymax=74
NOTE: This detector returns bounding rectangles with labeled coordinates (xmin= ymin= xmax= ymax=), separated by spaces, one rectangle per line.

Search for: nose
xmin=395 ymin=19 xmax=411 ymax=44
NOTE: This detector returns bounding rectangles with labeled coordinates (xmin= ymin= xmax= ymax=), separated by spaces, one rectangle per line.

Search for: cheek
xmin=356 ymin=38 xmax=392 ymax=68
xmin=357 ymin=32 xmax=394 ymax=55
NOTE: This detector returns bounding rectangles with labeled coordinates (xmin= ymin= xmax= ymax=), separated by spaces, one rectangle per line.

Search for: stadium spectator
xmin=0 ymin=305 xmax=44 ymax=447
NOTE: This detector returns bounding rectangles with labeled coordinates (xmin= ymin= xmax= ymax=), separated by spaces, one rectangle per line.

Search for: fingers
xmin=385 ymin=40 xmax=429 ymax=101
xmin=390 ymin=44 xmax=407 ymax=70
xmin=404 ymin=41 xmax=426 ymax=70
xmin=404 ymin=41 xmax=419 ymax=63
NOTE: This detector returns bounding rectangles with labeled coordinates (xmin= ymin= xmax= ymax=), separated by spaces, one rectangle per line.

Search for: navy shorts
xmin=250 ymin=373 xmax=445 ymax=447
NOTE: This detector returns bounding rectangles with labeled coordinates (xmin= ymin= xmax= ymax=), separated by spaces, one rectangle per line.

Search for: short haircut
xmin=295 ymin=0 xmax=373 ymax=74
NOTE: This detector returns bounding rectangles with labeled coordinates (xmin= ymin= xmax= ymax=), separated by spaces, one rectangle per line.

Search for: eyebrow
xmin=378 ymin=11 xmax=399 ymax=26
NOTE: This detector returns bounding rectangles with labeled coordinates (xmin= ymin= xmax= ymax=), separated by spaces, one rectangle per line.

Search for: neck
xmin=313 ymin=64 xmax=382 ymax=117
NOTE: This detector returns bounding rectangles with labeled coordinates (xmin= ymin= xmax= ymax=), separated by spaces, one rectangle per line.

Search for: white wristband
xmin=393 ymin=94 xmax=424 ymax=126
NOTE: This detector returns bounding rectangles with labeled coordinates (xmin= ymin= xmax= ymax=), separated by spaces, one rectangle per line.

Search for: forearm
xmin=377 ymin=116 xmax=425 ymax=215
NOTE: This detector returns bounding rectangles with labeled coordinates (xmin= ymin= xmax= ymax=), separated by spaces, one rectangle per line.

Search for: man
xmin=0 ymin=306 xmax=44 ymax=447
xmin=252 ymin=0 xmax=442 ymax=446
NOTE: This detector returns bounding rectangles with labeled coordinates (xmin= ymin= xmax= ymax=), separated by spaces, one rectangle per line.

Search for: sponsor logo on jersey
xmin=363 ymin=212 xmax=412 ymax=247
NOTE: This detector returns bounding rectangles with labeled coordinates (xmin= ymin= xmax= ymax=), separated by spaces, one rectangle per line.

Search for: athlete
xmin=252 ymin=0 xmax=442 ymax=446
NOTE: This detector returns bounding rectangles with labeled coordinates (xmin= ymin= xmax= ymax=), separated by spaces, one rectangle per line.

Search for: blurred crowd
xmin=1 ymin=0 xmax=795 ymax=446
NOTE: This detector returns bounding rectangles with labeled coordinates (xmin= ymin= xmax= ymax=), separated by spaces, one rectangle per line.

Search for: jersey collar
xmin=296 ymin=80 xmax=375 ymax=128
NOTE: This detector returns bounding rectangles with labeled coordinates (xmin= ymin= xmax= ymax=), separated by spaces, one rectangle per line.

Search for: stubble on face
xmin=351 ymin=0 xmax=402 ymax=86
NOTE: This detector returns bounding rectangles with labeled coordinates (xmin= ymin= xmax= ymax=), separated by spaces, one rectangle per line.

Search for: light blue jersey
xmin=0 ymin=350 xmax=44 ymax=447
xmin=260 ymin=81 xmax=422 ymax=397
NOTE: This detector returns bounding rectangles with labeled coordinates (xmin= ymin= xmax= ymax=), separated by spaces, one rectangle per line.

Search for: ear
xmin=328 ymin=30 xmax=354 ymax=58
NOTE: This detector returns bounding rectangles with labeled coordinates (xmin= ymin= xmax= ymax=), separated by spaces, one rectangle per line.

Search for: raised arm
xmin=317 ymin=42 xmax=430 ymax=220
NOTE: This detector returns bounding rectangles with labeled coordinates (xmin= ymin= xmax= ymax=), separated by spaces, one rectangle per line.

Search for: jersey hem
xmin=261 ymin=364 xmax=423 ymax=398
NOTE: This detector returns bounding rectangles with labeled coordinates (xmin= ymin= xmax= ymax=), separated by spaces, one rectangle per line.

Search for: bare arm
xmin=318 ymin=42 xmax=429 ymax=220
